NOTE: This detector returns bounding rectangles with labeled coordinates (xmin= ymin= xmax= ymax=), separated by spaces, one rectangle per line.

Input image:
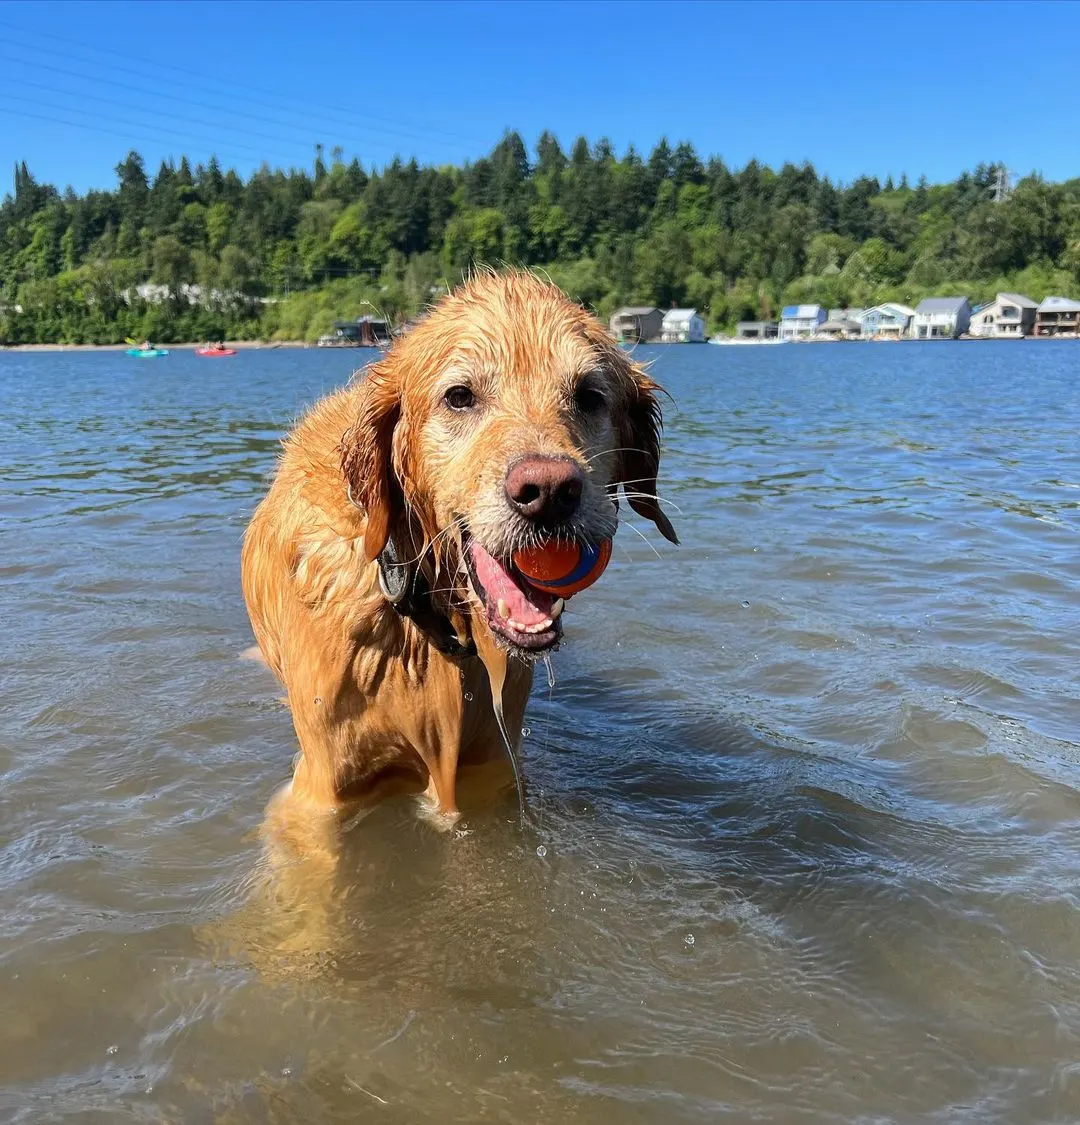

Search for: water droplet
xmin=521 ymin=726 xmax=531 ymax=737
xmin=106 ymin=1045 xmax=118 ymax=1056
xmin=542 ymin=654 xmax=556 ymax=689
xmin=463 ymin=691 xmax=474 ymax=702
xmin=741 ymin=600 xmax=751 ymax=609
xmin=684 ymin=933 xmax=696 ymax=947
xmin=536 ymin=845 xmax=547 ymax=858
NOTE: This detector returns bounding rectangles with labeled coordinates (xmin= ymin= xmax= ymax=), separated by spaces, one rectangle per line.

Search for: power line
xmin=0 ymin=20 xmax=487 ymax=151
xmin=0 ymin=23 xmax=462 ymax=146
xmin=3 ymin=80 xmax=331 ymax=162
xmin=0 ymin=52 xmax=415 ymax=161
xmin=0 ymin=92 xmax=311 ymax=164
xmin=0 ymin=105 xmax=311 ymax=175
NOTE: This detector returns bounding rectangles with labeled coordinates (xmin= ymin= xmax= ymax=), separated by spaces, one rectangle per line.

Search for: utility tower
xmin=989 ymin=164 xmax=1015 ymax=203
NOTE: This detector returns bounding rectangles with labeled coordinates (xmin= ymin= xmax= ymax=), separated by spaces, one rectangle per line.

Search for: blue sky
xmin=1 ymin=0 xmax=1077 ymax=194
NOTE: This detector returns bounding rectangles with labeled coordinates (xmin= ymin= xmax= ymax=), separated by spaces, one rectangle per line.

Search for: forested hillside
xmin=2 ymin=132 xmax=1079 ymax=343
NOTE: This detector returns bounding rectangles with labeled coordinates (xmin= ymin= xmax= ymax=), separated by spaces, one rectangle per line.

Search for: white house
xmin=859 ymin=303 xmax=915 ymax=338
xmin=912 ymin=297 xmax=971 ymax=339
xmin=778 ymin=304 xmax=826 ymax=339
xmin=122 ymin=282 xmax=252 ymax=309
xmin=660 ymin=308 xmax=706 ymax=343
xmin=968 ymin=293 xmax=1037 ymax=338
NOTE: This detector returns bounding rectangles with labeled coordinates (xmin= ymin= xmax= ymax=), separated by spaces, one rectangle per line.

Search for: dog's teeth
xmin=550 ymin=598 xmax=565 ymax=620
xmin=524 ymin=618 xmax=553 ymax=634
xmin=497 ymin=598 xmax=510 ymax=620
xmin=505 ymin=617 xmax=553 ymax=635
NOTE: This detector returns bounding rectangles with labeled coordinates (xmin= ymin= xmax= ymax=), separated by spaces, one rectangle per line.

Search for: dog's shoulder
xmin=246 ymin=384 xmax=376 ymax=612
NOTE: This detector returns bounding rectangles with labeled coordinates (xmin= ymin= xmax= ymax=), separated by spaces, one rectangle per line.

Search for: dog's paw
xmin=414 ymin=780 xmax=462 ymax=833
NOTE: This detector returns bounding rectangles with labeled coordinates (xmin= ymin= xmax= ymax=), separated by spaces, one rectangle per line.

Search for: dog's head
xmin=341 ymin=270 xmax=677 ymax=658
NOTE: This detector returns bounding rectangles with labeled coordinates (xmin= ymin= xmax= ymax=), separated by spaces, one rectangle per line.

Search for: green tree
xmin=150 ymin=235 xmax=192 ymax=304
xmin=2 ymin=139 xmax=1079 ymax=345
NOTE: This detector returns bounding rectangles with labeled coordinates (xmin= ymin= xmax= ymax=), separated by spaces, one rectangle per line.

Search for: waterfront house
xmin=828 ymin=307 xmax=866 ymax=324
xmin=1034 ymin=296 xmax=1080 ymax=337
xmin=859 ymin=303 xmax=915 ymax=338
xmin=736 ymin=320 xmax=779 ymax=339
xmin=778 ymin=304 xmax=826 ymax=339
xmin=912 ymin=297 xmax=971 ymax=339
xmin=969 ymin=293 xmax=1037 ymax=337
xmin=317 ymin=314 xmax=390 ymax=347
xmin=660 ymin=308 xmax=706 ymax=343
xmin=609 ymin=306 xmax=663 ymax=343
xmin=818 ymin=316 xmax=862 ymax=339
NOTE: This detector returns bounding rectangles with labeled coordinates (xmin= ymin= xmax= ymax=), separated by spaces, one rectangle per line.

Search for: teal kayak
xmin=126 ymin=348 xmax=169 ymax=357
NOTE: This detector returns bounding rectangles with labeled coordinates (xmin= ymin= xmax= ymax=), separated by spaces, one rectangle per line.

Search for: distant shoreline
xmin=0 ymin=340 xmax=309 ymax=353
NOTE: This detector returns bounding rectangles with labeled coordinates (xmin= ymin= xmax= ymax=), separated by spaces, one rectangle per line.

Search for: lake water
xmin=2 ymin=340 xmax=1080 ymax=1123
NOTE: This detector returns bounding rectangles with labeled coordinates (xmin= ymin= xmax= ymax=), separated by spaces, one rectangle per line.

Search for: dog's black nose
xmin=505 ymin=456 xmax=584 ymax=524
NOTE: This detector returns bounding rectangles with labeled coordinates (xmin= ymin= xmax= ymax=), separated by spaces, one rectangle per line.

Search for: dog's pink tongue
xmin=470 ymin=542 xmax=555 ymax=626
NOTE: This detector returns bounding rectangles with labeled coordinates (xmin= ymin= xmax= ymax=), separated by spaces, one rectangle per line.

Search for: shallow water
xmin=2 ymin=341 xmax=1080 ymax=1123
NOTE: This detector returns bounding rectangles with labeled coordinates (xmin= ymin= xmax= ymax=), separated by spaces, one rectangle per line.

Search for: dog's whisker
xmin=614 ymin=475 xmax=677 ymax=492
xmin=615 ymin=516 xmax=663 ymax=561
xmin=584 ymin=446 xmax=650 ymax=465
xmin=619 ymin=491 xmax=685 ymax=514
xmin=397 ymin=522 xmax=456 ymax=570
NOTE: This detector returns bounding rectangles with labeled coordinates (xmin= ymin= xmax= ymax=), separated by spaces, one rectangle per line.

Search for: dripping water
xmin=491 ymin=690 xmax=527 ymax=830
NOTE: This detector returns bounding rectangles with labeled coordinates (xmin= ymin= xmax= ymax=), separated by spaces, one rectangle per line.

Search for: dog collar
xmin=377 ymin=533 xmax=477 ymax=660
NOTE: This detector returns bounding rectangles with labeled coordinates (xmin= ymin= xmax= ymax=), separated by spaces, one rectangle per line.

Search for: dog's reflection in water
xmin=209 ymin=755 xmax=533 ymax=986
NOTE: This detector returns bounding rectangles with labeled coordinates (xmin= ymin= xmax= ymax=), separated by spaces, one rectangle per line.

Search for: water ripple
xmin=2 ymin=344 xmax=1080 ymax=1122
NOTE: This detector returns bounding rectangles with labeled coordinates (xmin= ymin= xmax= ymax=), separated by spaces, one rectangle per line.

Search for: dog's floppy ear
xmin=340 ymin=362 xmax=401 ymax=561
xmin=618 ymin=370 xmax=679 ymax=545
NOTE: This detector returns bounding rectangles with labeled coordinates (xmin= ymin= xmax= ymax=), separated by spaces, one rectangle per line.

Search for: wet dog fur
xmin=240 ymin=270 xmax=676 ymax=837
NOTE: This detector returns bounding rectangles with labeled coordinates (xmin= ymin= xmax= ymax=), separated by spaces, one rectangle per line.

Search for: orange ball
xmin=513 ymin=538 xmax=612 ymax=597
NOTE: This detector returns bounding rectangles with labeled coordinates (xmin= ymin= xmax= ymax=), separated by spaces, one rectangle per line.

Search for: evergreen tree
xmin=1 ymin=136 xmax=1078 ymax=345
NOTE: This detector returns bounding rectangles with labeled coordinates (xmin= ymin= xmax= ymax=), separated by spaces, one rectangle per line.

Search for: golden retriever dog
xmin=241 ymin=270 xmax=677 ymax=833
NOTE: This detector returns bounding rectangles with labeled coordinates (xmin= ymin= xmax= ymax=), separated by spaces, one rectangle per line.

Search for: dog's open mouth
xmin=464 ymin=538 xmax=564 ymax=654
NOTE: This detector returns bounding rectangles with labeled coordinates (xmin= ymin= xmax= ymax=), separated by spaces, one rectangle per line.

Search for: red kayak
xmin=195 ymin=346 xmax=237 ymax=357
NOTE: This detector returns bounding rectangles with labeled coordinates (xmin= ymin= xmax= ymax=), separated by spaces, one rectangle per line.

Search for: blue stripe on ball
xmin=543 ymin=542 xmax=600 ymax=590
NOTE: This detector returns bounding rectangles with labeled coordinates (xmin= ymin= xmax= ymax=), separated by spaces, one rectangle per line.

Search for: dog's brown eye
xmin=444 ymin=385 xmax=476 ymax=411
xmin=574 ymin=384 xmax=607 ymax=414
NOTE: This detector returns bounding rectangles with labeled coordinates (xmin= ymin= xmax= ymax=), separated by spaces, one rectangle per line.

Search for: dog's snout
xmin=505 ymin=456 xmax=584 ymax=523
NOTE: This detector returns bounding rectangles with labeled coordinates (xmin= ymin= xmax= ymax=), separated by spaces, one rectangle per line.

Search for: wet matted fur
xmin=241 ymin=270 xmax=676 ymax=831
